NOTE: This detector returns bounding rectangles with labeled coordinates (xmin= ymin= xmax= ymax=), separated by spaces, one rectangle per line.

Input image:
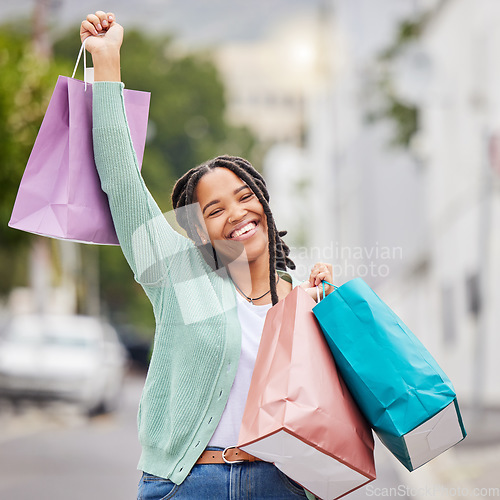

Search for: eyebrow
xmin=202 ymin=185 xmax=250 ymax=215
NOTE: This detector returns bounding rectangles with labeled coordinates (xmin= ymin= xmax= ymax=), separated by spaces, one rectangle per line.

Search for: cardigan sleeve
xmin=92 ymin=82 xmax=189 ymax=285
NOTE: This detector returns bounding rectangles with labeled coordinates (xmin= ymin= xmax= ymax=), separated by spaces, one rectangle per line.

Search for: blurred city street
xmin=0 ymin=366 xmax=418 ymax=500
xmin=0 ymin=371 xmax=144 ymax=500
xmin=2 ymin=375 xmax=499 ymax=500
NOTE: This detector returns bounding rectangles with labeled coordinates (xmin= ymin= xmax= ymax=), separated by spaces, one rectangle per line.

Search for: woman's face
xmin=194 ymin=167 xmax=269 ymax=265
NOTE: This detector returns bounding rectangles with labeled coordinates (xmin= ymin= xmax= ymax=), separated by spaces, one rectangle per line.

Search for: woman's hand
xmin=80 ymin=11 xmax=122 ymax=54
xmin=300 ymin=262 xmax=335 ymax=301
xmin=80 ymin=11 xmax=122 ymax=81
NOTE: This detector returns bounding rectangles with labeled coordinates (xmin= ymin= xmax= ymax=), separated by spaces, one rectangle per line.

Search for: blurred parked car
xmin=0 ymin=314 xmax=128 ymax=415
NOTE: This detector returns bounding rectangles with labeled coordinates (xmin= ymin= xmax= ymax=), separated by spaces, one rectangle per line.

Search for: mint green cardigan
xmin=92 ymin=82 xmax=302 ymax=486
xmin=93 ymin=81 xmax=241 ymax=483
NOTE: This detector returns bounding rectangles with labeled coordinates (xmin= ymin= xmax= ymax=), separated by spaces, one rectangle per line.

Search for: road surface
xmin=0 ymin=371 xmax=411 ymax=500
xmin=0 ymin=371 xmax=145 ymax=500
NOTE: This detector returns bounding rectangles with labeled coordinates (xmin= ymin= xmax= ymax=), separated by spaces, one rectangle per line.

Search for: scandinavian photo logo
xmin=290 ymin=242 xmax=403 ymax=280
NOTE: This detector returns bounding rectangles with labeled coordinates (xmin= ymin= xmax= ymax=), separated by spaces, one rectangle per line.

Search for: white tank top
xmin=208 ymin=292 xmax=272 ymax=448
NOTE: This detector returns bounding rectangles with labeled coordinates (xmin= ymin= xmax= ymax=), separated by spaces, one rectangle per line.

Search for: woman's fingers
xmin=95 ymin=11 xmax=115 ymax=29
xmin=301 ymin=262 xmax=335 ymax=302
xmin=80 ymin=11 xmax=122 ymax=54
xmin=84 ymin=11 xmax=115 ymax=34
xmin=299 ymin=281 xmax=321 ymax=301
xmin=95 ymin=10 xmax=107 ymax=28
xmin=86 ymin=14 xmax=102 ymax=32
xmin=79 ymin=11 xmax=122 ymax=79
xmin=81 ymin=19 xmax=98 ymax=37
xmin=309 ymin=262 xmax=333 ymax=286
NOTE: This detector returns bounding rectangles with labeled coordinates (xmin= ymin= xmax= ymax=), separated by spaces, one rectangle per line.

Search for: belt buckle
xmin=222 ymin=446 xmax=244 ymax=464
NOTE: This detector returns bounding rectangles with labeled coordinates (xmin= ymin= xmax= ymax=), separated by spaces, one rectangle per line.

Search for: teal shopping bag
xmin=313 ymin=278 xmax=466 ymax=471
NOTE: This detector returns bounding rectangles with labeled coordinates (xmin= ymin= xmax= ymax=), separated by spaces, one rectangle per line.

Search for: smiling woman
xmin=82 ymin=9 xmax=333 ymax=500
xmin=173 ymin=160 xmax=293 ymax=304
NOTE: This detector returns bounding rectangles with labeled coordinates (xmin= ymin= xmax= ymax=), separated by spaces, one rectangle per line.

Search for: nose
xmin=227 ymin=203 xmax=247 ymax=224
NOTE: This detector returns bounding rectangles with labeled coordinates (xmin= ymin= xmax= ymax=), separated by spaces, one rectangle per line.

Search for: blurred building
xmin=252 ymin=0 xmax=500 ymax=409
xmin=396 ymin=0 xmax=500 ymax=408
xmin=352 ymin=0 xmax=500 ymax=409
xmin=214 ymin=12 xmax=325 ymax=145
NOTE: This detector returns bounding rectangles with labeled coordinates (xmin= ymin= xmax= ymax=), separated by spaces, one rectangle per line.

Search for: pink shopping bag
xmin=8 ymin=74 xmax=150 ymax=245
xmin=237 ymin=286 xmax=376 ymax=500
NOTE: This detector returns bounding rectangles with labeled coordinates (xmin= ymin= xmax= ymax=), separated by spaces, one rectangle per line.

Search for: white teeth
xmin=231 ymin=222 xmax=256 ymax=238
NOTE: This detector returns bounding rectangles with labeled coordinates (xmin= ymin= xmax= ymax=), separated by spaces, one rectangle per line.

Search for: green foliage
xmin=370 ymin=15 xmax=426 ymax=149
xmin=0 ymin=29 xmax=67 ymax=245
xmin=366 ymin=76 xmax=419 ymax=149
xmin=384 ymin=98 xmax=419 ymax=148
xmin=55 ymin=27 xmax=256 ymax=329
xmin=0 ymin=26 xmax=71 ymax=295
xmin=1 ymin=24 xmax=257 ymax=332
xmin=53 ymin=29 xmax=256 ymax=210
xmin=379 ymin=18 xmax=425 ymax=62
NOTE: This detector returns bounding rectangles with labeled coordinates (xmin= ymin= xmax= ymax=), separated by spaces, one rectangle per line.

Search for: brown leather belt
xmin=196 ymin=447 xmax=262 ymax=464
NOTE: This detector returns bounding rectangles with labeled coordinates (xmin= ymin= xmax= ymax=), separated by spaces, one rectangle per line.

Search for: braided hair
xmin=171 ymin=155 xmax=295 ymax=305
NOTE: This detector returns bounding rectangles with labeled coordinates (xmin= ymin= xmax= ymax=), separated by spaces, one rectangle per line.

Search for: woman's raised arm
xmin=80 ymin=11 xmax=122 ymax=82
xmin=82 ymin=11 xmax=190 ymax=286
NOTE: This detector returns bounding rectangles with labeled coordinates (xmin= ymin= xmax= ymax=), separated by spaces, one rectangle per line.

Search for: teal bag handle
xmin=320 ymin=280 xmax=337 ymax=300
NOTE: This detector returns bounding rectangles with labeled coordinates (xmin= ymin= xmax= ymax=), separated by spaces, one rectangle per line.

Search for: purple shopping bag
xmin=8 ymin=75 xmax=150 ymax=245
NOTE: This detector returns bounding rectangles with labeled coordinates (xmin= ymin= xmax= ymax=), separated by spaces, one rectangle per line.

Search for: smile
xmin=229 ymin=221 xmax=258 ymax=240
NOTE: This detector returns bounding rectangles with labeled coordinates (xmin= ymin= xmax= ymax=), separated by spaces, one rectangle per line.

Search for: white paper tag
xmin=85 ymin=67 xmax=94 ymax=84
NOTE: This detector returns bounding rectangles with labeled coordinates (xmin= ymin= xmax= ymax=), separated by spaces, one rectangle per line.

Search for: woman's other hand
xmin=300 ymin=262 xmax=335 ymax=301
xmin=80 ymin=11 xmax=122 ymax=81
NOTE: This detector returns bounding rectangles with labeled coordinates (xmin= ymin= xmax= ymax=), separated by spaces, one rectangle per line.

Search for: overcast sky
xmin=1 ymin=0 xmax=326 ymax=47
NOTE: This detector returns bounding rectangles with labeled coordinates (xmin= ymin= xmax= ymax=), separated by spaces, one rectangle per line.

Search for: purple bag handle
xmin=71 ymin=39 xmax=96 ymax=90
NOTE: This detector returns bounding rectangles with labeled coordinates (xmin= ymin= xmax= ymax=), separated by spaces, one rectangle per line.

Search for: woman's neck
xmin=227 ymin=254 xmax=275 ymax=299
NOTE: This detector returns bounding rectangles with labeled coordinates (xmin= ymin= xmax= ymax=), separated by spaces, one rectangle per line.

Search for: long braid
xmin=171 ymin=155 xmax=295 ymax=305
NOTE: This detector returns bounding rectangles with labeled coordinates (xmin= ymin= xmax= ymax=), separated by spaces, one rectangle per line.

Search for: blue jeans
xmin=137 ymin=461 xmax=307 ymax=499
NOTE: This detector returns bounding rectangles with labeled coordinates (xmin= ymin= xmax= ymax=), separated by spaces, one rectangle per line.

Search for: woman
xmin=82 ymin=11 xmax=334 ymax=499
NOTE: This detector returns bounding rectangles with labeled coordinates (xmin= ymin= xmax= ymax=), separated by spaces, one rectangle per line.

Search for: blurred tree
xmin=1 ymin=24 xmax=258 ymax=334
xmin=367 ymin=15 xmax=427 ymax=149
xmin=0 ymin=26 xmax=71 ymax=295
xmin=52 ymin=27 xmax=258 ymax=331
xmin=53 ymin=29 xmax=257 ymax=208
